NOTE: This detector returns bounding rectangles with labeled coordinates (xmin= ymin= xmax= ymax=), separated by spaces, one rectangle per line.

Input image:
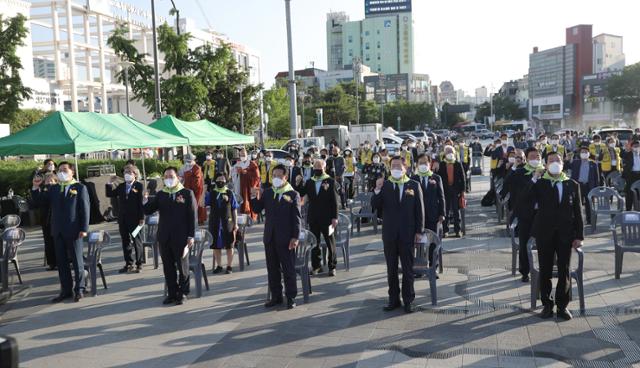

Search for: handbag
xmin=459 ymin=192 xmax=467 ymax=209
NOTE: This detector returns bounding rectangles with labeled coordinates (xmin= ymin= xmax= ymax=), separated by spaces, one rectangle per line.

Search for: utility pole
xmin=150 ymin=0 xmax=162 ymax=119
xmin=284 ymin=0 xmax=298 ymax=139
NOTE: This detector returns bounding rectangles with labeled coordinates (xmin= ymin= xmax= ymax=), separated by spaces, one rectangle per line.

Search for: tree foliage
xmin=10 ymin=108 xmax=49 ymax=133
xmin=0 ymin=14 xmax=32 ymax=126
xmin=608 ymin=62 xmax=640 ymax=114
xmin=474 ymin=96 xmax=526 ymax=123
xmin=107 ymin=22 xmax=262 ymax=132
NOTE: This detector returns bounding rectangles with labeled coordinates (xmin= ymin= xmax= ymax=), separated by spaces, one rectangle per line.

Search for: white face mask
xmin=551 ymin=140 xmax=559 ymax=145
xmin=239 ymin=155 xmax=248 ymax=162
xmin=548 ymin=162 xmax=563 ymax=175
xmin=272 ymin=177 xmax=284 ymax=188
xmin=528 ymin=159 xmax=540 ymax=167
xmin=418 ymin=164 xmax=430 ymax=173
xmin=609 ymin=143 xmax=616 ymax=148
xmin=373 ymin=157 xmax=380 ymax=163
xmin=541 ymin=139 xmax=548 ymax=145
xmin=508 ymin=157 xmax=516 ymax=163
xmin=57 ymin=171 xmax=71 ymax=183
xmin=216 ymin=154 xmax=223 ymax=159
xmin=47 ymin=165 xmax=55 ymax=171
xmin=580 ymin=152 xmax=590 ymax=159
xmin=205 ymin=155 xmax=213 ymax=160
xmin=164 ymin=178 xmax=177 ymax=188
xmin=390 ymin=169 xmax=404 ymax=179
xmin=445 ymin=153 xmax=455 ymax=161
xmin=124 ymin=173 xmax=134 ymax=182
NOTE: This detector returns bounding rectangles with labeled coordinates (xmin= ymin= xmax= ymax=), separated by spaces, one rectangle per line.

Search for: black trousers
xmin=383 ymin=239 xmax=415 ymax=305
xmin=264 ymin=241 xmax=297 ymax=299
xmin=537 ymin=231 xmax=573 ymax=309
xmin=625 ymin=172 xmax=640 ymax=211
xmin=42 ymin=224 xmax=56 ymax=268
xmin=518 ymin=219 xmax=533 ymax=277
xmin=53 ymin=234 xmax=85 ymax=295
xmin=443 ymin=190 xmax=461 ymax=233
xmin=118 ymin=221 xmax=143 ymax=266
xmin=344 ymin=176 xmax=355 ymax=200
xmin=159 ymin=242 xmax=190 ymax=299
xmin=310 ymin=222 xmax=337 ymax=270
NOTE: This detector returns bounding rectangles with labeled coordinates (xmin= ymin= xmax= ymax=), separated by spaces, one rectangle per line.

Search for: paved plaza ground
xmin=2 ymin=172 xmax=640 ymax=368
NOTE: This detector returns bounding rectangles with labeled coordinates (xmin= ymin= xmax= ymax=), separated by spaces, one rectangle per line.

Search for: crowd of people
xmin=26 ymin=127 xmax=640 ymax=316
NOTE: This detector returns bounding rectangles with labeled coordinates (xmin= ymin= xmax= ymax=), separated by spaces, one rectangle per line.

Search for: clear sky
xmin=129 ymin=0 xmax=639 ymax=94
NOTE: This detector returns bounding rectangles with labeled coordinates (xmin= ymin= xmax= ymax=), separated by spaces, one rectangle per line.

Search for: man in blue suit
xmin=371 ymin=156 xmax=424 ymax=313
xmin=251 ymin=164 xmax=302 ymax=310
xmin=32 ymin=162 xmax=90 ymax=302
xmin=570 ymin=144 xmax=600 ymax=224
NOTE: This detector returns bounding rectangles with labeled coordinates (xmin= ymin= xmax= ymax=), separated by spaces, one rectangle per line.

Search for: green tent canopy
xmin=149 ymin=115 xmax=254 ymax=146
xmin=0 ymin=112 xmax=189 ymax=156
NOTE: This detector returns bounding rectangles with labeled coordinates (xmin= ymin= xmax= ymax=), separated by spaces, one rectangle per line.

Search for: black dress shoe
xmin=454 ymin=232 xmax=461 ymax=238
xmin=52 ymin=294 xmax=72 ymax=303
xmin=74 ymin=293 xmax=84 ymax=302
xmin=286 ymin=298 xmax=296 ymax=309
xmin=521 ymin=275 xmax=530 ymax=283
xmin=540 ymin=305 xmax=554 ymax=319
xmin=175 ymin=295 xmax=187 ymax=305
xmin=557 ymin=308 xmax=573 ymax=321
xmin=162 ymin=297 xmax=176 ymax=305
xmin=118 ymin=265 xmax=133 ymax=274
xmin=212 ymin=266 xmax=223 ymax=274
xmin=135 ymin=264 xmax=143 ymax=273
xmin=404 ymin=303 xmax=415 ymax=314
xmin=225 ymin=266 xmax=233 ymax=274
xmin=47 ymin=265 xmax=57 ymax=271
xmin=383 ymin=301 xmax=401 ymax=312
xmin=264 ymin=298 xmax=283 ymax=308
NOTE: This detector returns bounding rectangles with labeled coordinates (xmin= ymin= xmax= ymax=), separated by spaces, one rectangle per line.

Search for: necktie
xmin=554 ymin=183 xmax=561 ymax=204
xmin=394 ymin=184 xmax=400 ymax=203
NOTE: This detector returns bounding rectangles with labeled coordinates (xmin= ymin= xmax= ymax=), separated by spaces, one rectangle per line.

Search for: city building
xmin=593 ymin=34 xmax=625 ymax=73
xmin=8 ymin=0 xmax=262 ymax=122
xmin=475 ymin=86 xmax=488 ymax=104
xmin=430 ymin=85 xmax=440 ymax=106
xmin=581 ymin=71 xmax=624 ymax=126
xmin=516 ymin=75 xmax=529 ymax=105
xmin=363 ymin=72 xmax=430 ymax=104
xmin=439 ymin=81 xmax=456 ymax=105
xmin=274 ymin=68 xmax=327 ymax=90
xmin=498 ymin=81 xmax=519 ymax=100
xmin=528 ymin=24 xmax=626 ymax=130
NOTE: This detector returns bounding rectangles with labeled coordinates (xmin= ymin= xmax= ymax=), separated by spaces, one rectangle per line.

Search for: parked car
xmin=265 ymin=149 xmax=290 ymax=164
xmin=432 ymin=129 xmax=451 ymax=138
xmin=474 ymin=129 xmax=494 ymax=140
xmin=400 ymin=130 xmax=429 ymax=141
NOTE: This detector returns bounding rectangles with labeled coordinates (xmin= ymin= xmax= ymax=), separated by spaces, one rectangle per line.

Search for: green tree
xmin=608 ymin=62 xmax=640 ymax=114
xmin=10 ymin=108 xmax=49 ymax=133
xmin=108 ymin=22 xmax=262 ymax=132
xmin=0 ymin=14 xmax=32 ymax=126
xmin=263 ymin=86 xmax=290 ymax=138
xmin=440 ymin=103 xmax=464 ymax=128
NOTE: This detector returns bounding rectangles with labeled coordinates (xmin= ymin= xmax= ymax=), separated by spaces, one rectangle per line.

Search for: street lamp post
xmin=284 ymin=0 xmax=298 ymax=139
xmin=150 ymin=0 xmax=162 ymax=119
xmin=298 ymin=90 xmax=306 ymax=130
xmin=353 ymin=57 xmax=361 ymax=125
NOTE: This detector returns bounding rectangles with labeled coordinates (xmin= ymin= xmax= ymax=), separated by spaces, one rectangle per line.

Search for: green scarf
xmin=443 ymin=156 xmax=457 ymax=164
xmin=543 ymin=171 xmax=569 ymax=184
xmin=213 ymin=186 xmax=228 ymax=198
xmin=273 ymin=182 xmax=294 ymax=199
xmin=389 ymin=175 xmax=410 ymax=185
xmin=417 ymin=169 xmax=433 ymax=177
xmin=59 ymin=179 xmax=77 ymax=192
xmin=162 ymin=182 xmax=184 ymax=194
xmin=311 ymin=173 xmax=330 ymax=181
xmin=524 ymin=163 xmax=544 ymax=175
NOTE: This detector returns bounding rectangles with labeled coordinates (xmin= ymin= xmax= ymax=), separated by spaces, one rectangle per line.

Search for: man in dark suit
xmin=622 ymin=140 xmax=640 ymax=210
xmin=251 ymin=164 xmax=302 ymax=309
xmin=300 ymin=159 xmax=340 ymax=276
xmin=285 ymin=155 xmax=304 ymax=193
xmin=411 ymin=153 xmax=445 ymax=266
xmin=509 ymin=147 xmax=544 ymax=282
xmin=437 ymin=145 xmax=466 ymax=238
xmin=31 ymin=162 xmax=90 ymax=303
xmin=143 ymin=167 xmax=197 ymax=305
xmin=570 ymin=144 xmax=600 ymax=224
xmin=371 ymin=156 xmax=424 ymax=313
xmin=526 ymin=151 xmax=584 ymax=320
xmin=106 ymin=164 xmax=145 ymax=273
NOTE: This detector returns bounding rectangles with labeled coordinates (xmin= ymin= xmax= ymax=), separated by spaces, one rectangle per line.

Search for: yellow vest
xmin=544 ymin=144 xmax=566 ymax=159
xmin=381 ymin=156 xmax=391 ymax=170
xmin=359 ymin=149 xmax=373 ymax=165
xmin=457 ymin=145 xmax=470 ymax=164
xmin=203 ymin=160 xmax=215 ymax=181
xmin=345 ymin=157 xmax=355 ymax=174
xmin=400 ymin=150 xmax=413 ymax=167
xmin=589 ymin=143 xmax=610 ymax=165
xmin=259 ymin=160 xmax=278 ymax=184
xmin=602 ymin=146 xmax=621 ymax=172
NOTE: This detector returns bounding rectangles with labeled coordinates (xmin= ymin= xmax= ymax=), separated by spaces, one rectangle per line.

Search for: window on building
xmin=365 ymin=42 xmax=370 ymax=50
xmin=377 ymin=54 xmax=381 ymax=60
xmin=377 ymin=30 xmax=380 ymax=35
xmin=366 ymin=54 xmax=370 ymax=62
xmin=348 ymin=35 xmax=353 ymax=43
xmin=377 ymin=41 xmax=381 ymax=49
xmin=349 ymin=49 xmax=353 ymax=57
xmin=365 ymin=30 xmax=370 ymax=36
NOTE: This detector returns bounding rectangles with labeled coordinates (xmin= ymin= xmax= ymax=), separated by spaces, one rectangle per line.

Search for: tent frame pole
xmin=141 ymin=150 xmax=147 ymax=191
xmin=74 ymin=154 xmax=80 ymax=181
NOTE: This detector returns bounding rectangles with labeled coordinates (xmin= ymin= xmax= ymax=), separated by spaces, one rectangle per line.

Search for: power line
xmin=194 ymin=0 xmax=213 ymax=29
